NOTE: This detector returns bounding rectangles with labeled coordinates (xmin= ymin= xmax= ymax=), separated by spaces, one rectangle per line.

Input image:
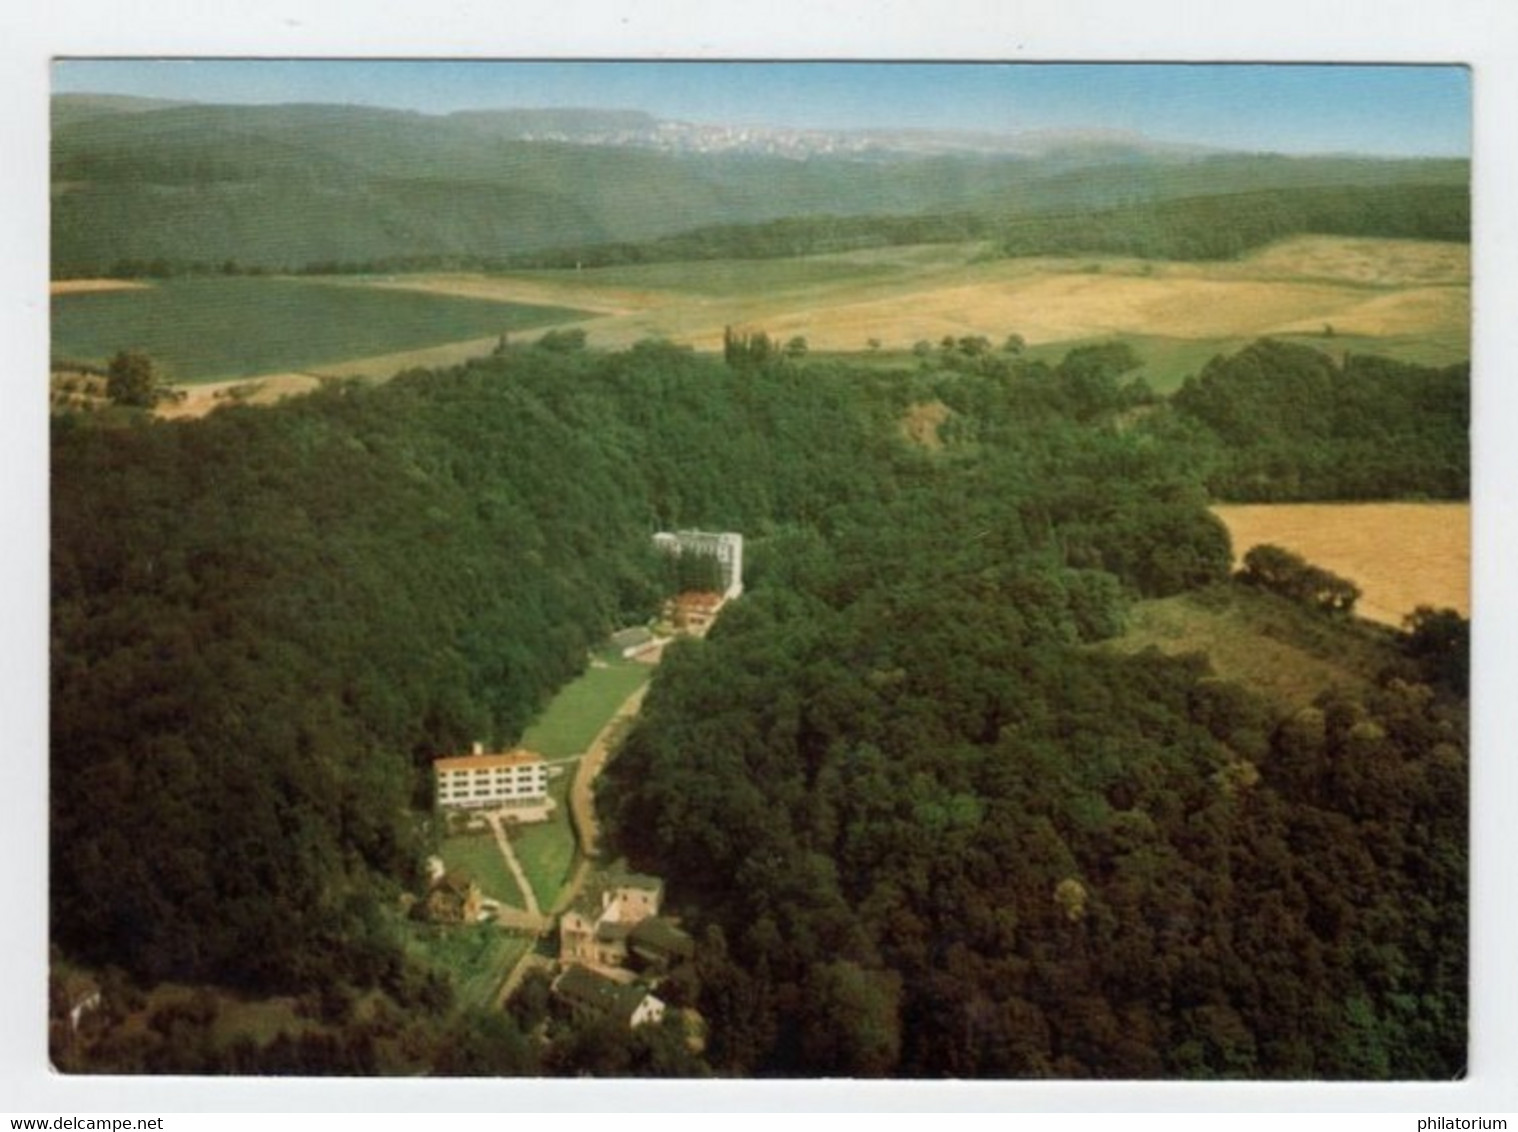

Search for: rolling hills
xmin=50 ymin=95 xmax=1469 ymax=277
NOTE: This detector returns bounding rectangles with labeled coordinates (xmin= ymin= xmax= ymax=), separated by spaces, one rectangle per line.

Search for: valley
xmin=46 ymin=69 xmax=1473 ymax=1084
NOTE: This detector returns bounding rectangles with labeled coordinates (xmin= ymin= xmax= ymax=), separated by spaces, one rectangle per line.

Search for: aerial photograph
xmin=47 ymin=59 xmax=1470 ymax=1079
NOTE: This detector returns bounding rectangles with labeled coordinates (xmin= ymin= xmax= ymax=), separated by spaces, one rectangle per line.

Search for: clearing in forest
xmin=1107 ymin=585 xmax=1395 ymax=711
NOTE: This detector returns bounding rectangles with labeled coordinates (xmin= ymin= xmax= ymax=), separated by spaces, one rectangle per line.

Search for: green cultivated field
xmin=51 ymin=277 xmax=592 ymax=383
xmin=538 ymin=242 xmax=984 ymax=296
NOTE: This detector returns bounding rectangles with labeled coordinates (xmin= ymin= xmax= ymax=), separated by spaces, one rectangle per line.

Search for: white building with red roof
xmin=433 ymin=743 xmax=553 ymax=820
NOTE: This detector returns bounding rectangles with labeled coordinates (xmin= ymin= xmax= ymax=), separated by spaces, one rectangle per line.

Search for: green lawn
xmin=51 ymin=276 xmax=593 ymax=383
xmin=521 ymin=657 xmax=650 ymax=759
xmin=437 ymin=833 xmax=524 ymax=907
xmin=509 ymin=777 xmax=578 ymax=910
xmin=508 ymin=656 xmax=651 ymax=908
xmin=404 ymin=923 xmax=530 ymax=1010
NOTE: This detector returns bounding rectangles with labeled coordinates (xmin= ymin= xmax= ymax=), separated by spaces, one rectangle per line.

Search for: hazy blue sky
xmin=52 ymin=60 xmax=1470 ymax=158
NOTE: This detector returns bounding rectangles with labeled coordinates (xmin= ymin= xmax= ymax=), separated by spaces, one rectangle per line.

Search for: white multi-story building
xmin=433 ymin=744 xmax=551 ymax=817
xmin=652 ymin=530 xmax=744 ymax=599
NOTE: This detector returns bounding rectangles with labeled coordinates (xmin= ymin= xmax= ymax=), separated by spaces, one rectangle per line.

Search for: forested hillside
xmin=50 ymin=95 xmax=1468 ymax=276
xmin=51 ymin=337 xmax=1467 ymax=1076
xmin=1171 ymin=339 xmax=1470 ymax=499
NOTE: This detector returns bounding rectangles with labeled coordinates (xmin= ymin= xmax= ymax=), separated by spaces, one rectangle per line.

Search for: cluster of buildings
xmin=551 ymin=871 xmax=694 ymax=1031
xmin=421 ymin=531 xmax=736 ymax=1032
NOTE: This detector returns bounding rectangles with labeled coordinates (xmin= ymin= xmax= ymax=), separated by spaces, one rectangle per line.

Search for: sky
xmin=51 ymin=60 xmax=1470 ymax=158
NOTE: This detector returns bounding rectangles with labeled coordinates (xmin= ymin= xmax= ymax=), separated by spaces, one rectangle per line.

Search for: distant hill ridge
xmin=50 ymin=94 xmax=1469 ymax=276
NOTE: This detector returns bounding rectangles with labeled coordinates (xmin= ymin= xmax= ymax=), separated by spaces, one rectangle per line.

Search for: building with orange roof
xmin=433 ymin=742 xmax=552 ymax=818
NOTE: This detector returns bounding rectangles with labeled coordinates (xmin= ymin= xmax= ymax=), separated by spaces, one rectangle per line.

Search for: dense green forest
xmin=51 ymin=336 xmax=1467 ymax=1076
xmin=50 ymin=94 xmax=1468 ymax=276
xmin=1171 ymin=340 xmax=1470 ymax=500
xmin=494 ymin=183 xmax=1469 ymax=272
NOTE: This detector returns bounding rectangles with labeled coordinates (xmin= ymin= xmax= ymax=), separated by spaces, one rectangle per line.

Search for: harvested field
xmin=156 ymin=373 xmax=324 ymax=420
xmin=50 ymin=278 xmax=153 ymax=296
xmin=1268 ymin=286 xmax=1469 ymax=340
xmin=539 ymin=236 xmax=1467 ymax=362
xmin=1235 ymin=236 xmax=1469 ymax=288
xmin=1213 ymin=502 xmax=1470 ymax=626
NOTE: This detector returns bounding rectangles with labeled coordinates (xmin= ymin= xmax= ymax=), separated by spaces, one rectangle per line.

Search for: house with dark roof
xmin=628 ymin=916 xmax=695 ymax=971
xmin=423 ymin=869 xmax=482 ymax=924
xmin=552 ymin=964 xmax=666 ymax=1029
xmin=610 ymin=626 xmax=661 ymax=659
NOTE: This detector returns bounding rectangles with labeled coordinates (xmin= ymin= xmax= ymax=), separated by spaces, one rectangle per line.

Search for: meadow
xmin=50 ymin=276 xmax=591 ymax=383
xmin=520 ymin=657 xmax=651 ymax=760
xmin=1107 ymin=585 xmax=1393 ymax=710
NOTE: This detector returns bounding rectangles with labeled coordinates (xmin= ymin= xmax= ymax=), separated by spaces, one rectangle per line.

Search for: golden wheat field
xmin=1213 ymin=502 xmax=1470 ymax=626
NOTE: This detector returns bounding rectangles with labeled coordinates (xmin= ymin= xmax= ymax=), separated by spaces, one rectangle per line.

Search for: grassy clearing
xmin=1213 ymin=502 xmax=1469 ymax=627
xmin=1106 ymin=585 xmax=1395 ymax=711
xmin=437 ymin=832 xmax=524 ymax=907
xmin=51 ymin=276 xmax=593 ymax=383
xmin=521 ymin=657 xmax=651 ymax=759
xmin=509 ymin=777 xmax=577 ymax=910
xmin=403 ymin=922 xmax=530 ymax=1010
xmin=506 ymin=657 xmax=651 ymax=909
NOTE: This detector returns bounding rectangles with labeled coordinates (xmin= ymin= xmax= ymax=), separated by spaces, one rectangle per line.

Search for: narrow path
xmin=485 ymin=812 xmax=540 ymax=917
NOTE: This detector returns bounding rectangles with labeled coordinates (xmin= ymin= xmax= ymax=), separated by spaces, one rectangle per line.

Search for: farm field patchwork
xmin=375 ymin=235 xmax=1468 ymax=375
xmin=1213 ymin=501 xmax=1470 ymax=627
xmin=50 ymin=276 xmax=593 ymax=383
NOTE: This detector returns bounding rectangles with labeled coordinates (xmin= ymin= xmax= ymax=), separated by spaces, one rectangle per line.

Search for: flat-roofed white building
xmin=653 ymin=530 xmax=743 ymax=600
xmin=434 ymin=744 xmax=552 ymax=820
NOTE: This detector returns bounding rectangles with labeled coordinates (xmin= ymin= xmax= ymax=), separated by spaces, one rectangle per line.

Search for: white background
xmin=3 ymin=0 xmax=1515 ymax=1114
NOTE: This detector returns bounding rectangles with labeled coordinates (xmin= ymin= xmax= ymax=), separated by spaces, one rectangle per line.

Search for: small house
xmin=552 ymin=964 xmax=667 ymax=1030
